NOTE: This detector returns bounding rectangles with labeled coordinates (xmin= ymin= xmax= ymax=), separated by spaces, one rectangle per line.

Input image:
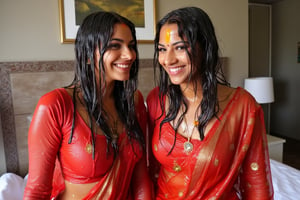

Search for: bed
xmin=270 ymin=159 xmax=300 ymax=200
xmin=1 ymin=61 xmax=299 ymax=199
xmin=0 ymin=159 xmax=299 ymax=200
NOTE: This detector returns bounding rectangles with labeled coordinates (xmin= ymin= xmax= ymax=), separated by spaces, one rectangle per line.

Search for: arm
xmin=240 ymin=106 xmax=274 ymax=199
xmin=131 ymin=155 xmax=154 ymax=200
xmin=131 ymin=90 xmax=154 ymax=200
xmin=146 ymin=88 xmax=161 ymax=188
xmin=23 ymin=92 xmax=63 ymax=199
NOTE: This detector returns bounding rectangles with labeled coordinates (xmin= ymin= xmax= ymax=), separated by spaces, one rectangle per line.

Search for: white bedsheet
xmin=270 ymin=159 xmax=300 ymax=200
xmin=0 ymin=159 xmax=300 ymax=200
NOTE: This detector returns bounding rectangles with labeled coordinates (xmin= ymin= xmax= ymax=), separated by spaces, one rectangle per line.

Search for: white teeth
xmin=116 ymin=64 xmax=129 ymax=68
xmin=169 ymin=67 xmax=182 ymax=73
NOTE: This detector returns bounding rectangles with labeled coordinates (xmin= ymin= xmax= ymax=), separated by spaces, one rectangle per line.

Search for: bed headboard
xmin=0 ymin=59 xmax=154 ymax=176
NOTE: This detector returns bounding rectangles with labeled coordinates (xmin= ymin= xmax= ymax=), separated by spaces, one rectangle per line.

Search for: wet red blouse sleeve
xmin=146 ymin=87 xmax=162 ymax=189
xmin=131 ymin=90 xmax=154 ymax=200
xmin=24 ymin=90 xmax=65 ymax=199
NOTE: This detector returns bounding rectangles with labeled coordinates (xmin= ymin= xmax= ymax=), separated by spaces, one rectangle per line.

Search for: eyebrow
xmin=110 ymin=38 xmax=135 ymax=44
xmin=158 ymin=40 xmax=188 ymax=47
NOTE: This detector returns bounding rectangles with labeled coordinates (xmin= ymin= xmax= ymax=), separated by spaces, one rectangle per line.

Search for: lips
xmin=168 ymin=66 xmax=184 ymax=75
xmin=115 ymin=63 xmax=130 ymax=69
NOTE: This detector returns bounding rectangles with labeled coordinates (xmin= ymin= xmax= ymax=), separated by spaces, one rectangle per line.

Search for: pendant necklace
xmin=182 ymin=115 xmax=199 ymax=153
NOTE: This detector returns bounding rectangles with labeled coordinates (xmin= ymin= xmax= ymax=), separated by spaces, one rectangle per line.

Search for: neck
xmin=101 ymin=81 xmax=115 ymax=100
xmin=180 ymin=82 xmax=202 ymax=104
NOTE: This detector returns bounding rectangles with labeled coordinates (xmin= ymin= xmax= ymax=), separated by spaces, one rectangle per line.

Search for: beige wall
xmin=0 ymin=0 xmax=248 ymax=87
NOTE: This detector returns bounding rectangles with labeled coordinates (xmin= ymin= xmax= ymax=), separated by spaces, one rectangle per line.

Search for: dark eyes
xmin=175 ymin=45 xmax=187 ymax=51
xmin=158 ymin=47 xmax=166 ymax=52
xmin=158 ymin=45 xmax=187 ymax=52
xmin=107 ymin=43 xmax=121 ymax=49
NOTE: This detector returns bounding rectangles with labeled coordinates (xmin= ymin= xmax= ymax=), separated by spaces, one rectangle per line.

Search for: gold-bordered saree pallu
xmin=187 ymin=88 xmax=273 ymax=199
xmin=82 ymin=134 xmax=142 ymax=200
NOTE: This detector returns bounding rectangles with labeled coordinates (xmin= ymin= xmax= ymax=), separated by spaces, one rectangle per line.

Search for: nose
xmin=121 ymin=46 xmax=135 ymax=60
xmin=163 ymin=49 xmax=177 ymax=66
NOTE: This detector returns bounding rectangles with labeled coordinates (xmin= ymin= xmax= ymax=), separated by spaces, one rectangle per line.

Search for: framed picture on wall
xmin=59 ymin=0 xmax=156 ymax=44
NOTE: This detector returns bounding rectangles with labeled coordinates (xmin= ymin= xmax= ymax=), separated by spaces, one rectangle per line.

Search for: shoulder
xmin=146 ymin=87 xmax=159 ymax=104
xmin=235 ymin=87 xmax=258 ymax=106
xmin=133 ymin=90 xmax=147 ymax=127
xmin=31 ymin=88 xmax=73 ymax=126
xmin=146 ymin=87 xmax=163 ymax=119
xmin=229 ymin=87 xmax=261 ymax=115
xmin=37 ymin=88 xmax=72 ymax=108
xmin=219 ymin=85 xmax=257 ymax=105
xmin=134 ymin=90 xmax=148 ymax=117
xmin=218 ymin=85 xmax=260 ymax=114
xmin=134 ymin=90 xmax=145 ymax=107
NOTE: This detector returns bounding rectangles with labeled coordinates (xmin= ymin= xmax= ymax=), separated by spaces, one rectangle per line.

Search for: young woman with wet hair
xmin=147 ymin=7 xmax=273 ymax=199
xmin=24 ymin=11 xmax=152 ymax=200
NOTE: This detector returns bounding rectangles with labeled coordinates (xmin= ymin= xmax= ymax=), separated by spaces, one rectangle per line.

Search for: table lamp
xmin=244 ymin=77 xmax=274 ymax=133
xmin=244 ymin=77 xmax=274 ymax=104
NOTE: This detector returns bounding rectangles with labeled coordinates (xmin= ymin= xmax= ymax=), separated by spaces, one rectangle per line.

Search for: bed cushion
xmin=0 ymin=173 xmax=27 ymax=200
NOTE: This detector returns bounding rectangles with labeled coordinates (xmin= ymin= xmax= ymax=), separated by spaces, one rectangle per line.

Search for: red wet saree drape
xmin=147 ymin=87 xmax=274 ymax=200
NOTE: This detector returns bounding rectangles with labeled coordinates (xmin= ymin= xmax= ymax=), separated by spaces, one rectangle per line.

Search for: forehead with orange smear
xmin=165 ymin=28 xmax=171 ymax=44
xmin=160 ymin=24 xmax=179 ymax=45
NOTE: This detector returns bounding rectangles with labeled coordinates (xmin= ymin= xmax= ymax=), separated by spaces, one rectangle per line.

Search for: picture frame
xmin=58 ymin=0 xmax=156 ymax=44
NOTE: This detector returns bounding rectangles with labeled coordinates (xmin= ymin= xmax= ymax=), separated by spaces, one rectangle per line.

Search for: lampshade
xmin=244 ymin=77 xmax=274 ymax=104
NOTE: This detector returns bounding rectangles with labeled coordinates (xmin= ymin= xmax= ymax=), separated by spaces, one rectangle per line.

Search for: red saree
xmin=147 ymin=87 xmax=274 ymax=200
xmin=24 ymin=88 xmax=151 ymax=200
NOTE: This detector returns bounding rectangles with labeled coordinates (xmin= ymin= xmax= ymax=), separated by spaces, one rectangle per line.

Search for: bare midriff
xmin=58 ymin=180 xmax=98 ymax=200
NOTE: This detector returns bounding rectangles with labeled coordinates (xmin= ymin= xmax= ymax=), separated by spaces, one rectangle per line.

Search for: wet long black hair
xmin=153 ymin=7 xmax=229 ymax=153
xmin=67 ymin=11 xmax=144 ymax=158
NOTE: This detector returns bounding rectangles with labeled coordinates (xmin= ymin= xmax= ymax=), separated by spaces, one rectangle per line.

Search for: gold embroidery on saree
xmin=250 ymin=162 xmax=259 ymax=171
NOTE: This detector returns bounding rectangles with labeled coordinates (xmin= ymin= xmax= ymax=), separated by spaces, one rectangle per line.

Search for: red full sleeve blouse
xmin=24 ymin=88 xmax=150 ymax=199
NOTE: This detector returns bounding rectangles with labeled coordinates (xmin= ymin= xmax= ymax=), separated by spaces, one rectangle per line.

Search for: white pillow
xmin=0 ymin=173 xmax=27 ymax=200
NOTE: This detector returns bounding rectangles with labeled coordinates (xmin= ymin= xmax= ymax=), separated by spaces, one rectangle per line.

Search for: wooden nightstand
xmin=267 ymin=134 xmax=286 ymax=162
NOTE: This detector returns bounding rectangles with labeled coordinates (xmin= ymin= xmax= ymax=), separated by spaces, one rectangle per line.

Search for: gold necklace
xmin=182 ymin=115 xmax=199 ymax=153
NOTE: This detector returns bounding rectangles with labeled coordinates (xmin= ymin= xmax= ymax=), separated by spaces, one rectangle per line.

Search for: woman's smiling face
xmin=95 ymin=23 xmax=136 ymax=84
xmin=158 ymin=23 xmax=192 ymax=86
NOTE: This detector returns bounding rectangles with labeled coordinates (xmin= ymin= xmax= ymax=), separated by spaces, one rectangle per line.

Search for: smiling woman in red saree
xmin=148 ymin=87 xmax=273 ymax=199
xmin=147 ymin=6 xmax=273 ymax=200
xmin=24 ymin=11 xmax=152 ymax=200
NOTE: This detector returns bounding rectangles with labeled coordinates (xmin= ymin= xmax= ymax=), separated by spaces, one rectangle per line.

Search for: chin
xmin=170 ymin=79 xmax=185 ymax=85
xmin=117 ymin=76 xmax=130 ymax=81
